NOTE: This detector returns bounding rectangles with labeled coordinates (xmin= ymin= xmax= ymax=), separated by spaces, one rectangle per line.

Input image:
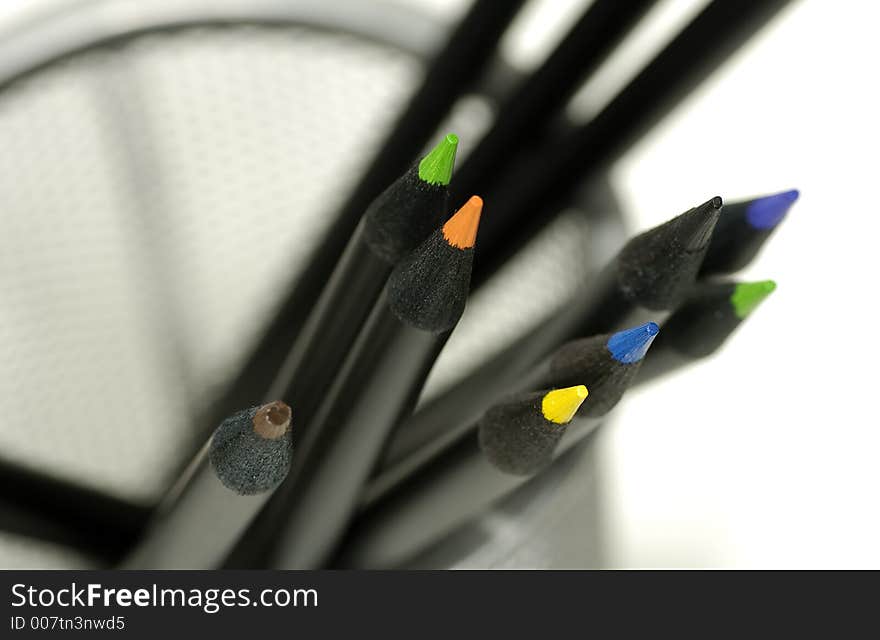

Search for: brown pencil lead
xmin=253 ymin=401 xmax=292 ymax=440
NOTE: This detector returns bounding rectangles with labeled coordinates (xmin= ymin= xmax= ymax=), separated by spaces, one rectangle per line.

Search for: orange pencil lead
xmin=443 ymin=196 xmax=483 ymax=249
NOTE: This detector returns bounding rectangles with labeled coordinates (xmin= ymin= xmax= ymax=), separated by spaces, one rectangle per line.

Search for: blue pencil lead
xmin=745 ymin=189 xmax=799 ymax=230
xmin=607 ymin=322 xmax=659 ymax=364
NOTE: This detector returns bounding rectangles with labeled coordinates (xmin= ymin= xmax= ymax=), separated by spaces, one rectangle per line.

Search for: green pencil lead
xmin=418 ymin=133 xmax=459 ymax=186
xmin=730 ymin=280 xmax=776 ymax=318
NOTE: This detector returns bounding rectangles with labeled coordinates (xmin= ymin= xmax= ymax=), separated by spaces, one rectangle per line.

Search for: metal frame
xmin=0 ymin=0 xmax=445 ymax=89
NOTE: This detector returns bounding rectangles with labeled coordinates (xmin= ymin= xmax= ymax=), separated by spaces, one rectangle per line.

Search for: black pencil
xmin=700 ymin=190 xmax=798 ymax=275
xmin=231 ymin=197 xmax=483 ymax=569
xmin=636 ymin=280 xmax=776 ymax=384
xmin=449 ymin=0 xmax=657 ymax=207
xmin=122 ymin=401 xmax=292 ymax=569
xmin=471 ymin=0 xmax=793 ymax=282
xmin=266 ymin=134 xmax=458 ymax=424
xmin=377 ymin=198 xmax=719 ymax=477
xmin=365 ymin=322 xmax=659 ymax=507
xmin=316 ymin=0 xmax=524 ymax=306
xmin=331 ymin=0 xmax=525 ymax=228
xmin=338 ymin=386 xmax=596 ymax=568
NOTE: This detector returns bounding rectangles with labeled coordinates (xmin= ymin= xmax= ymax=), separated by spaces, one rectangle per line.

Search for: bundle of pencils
xmin=248 ymin=197 xmax=484 ymax=569
xmin=0 ymin=0 xmax=800 ymax=570
xmin=330 ymin=186 xmax=790 ymax=567
xmin=342 ymin=321 xmax=661 ymax=567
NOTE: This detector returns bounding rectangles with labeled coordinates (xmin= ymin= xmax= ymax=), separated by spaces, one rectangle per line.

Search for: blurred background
xmin=0 ymin=0 xmax=876 ymax=568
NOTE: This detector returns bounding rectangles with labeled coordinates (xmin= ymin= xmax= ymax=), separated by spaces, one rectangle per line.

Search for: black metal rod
xmin=0 ymin=460 xmax=150 ymax=564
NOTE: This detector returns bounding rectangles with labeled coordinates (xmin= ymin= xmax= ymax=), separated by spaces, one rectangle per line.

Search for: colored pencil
xmin=338 ymin=386 xmax=594 ymax=568
xmin=700 ymin=190 xmax=799 ymax=275
xmin=377 ymin=198 xmax=719 ymax=477
xmin=331 ymin=0 xmax=525 ymax=229
xmin=343 ymin=318 xmax=660 ymax=568
xmin=636 ymin=280 xmax=776 ymax=384
xmin=471 ymin=0 xmax=793 ymax=283
xmin=230 ymin=197 xmax=483 ymax=569
xmin=365 ymin=322 xmax=659 ymax=507
xmin=202 ymin=137 xmax=462 ymax=444
xmin=265 ymin=134 xmax=458 ymax=424
xmin=122 ymin=401 xmax=292 ymax=569
xmin=316 ymin=0 xmax=524 ymax=304
xmin=449 ymin=0 xmax=657 ymax=207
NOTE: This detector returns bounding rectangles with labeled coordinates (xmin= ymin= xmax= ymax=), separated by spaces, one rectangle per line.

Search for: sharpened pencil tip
xmin=253 ymin=400 xmax=292 ymax=440
xmin=607 ymin=322 xmax=660 ymax=364
xmin=681 ymin=196 xmax=723 ymax=251
xmin=443 ymin=196 xmax=483 ymax=249
xmin=418 ymin=133 xmax=459 ymax=186
xmin=745 ymin=189 xmax=799 ymax=230
xmin=730 ymin=280 xmax=776 ymax=318
xmin=541 ymin=386 xmax=588 ymax=425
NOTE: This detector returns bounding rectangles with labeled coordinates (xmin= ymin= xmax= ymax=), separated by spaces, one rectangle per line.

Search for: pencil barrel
xmin=122 ymin=450 xmax=272 ymax=569
xmin=331 ymin=0 xmax=525 ymax=234
xmin=270 ymin=308 xmax=448 ymax=569
xmin=372 ymin=353 xmax=552 ymax=493
xmin=267 ymin=223 xmax=390 ymax=416
xmin=342 ymin=416 xmax=603 ymax=568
